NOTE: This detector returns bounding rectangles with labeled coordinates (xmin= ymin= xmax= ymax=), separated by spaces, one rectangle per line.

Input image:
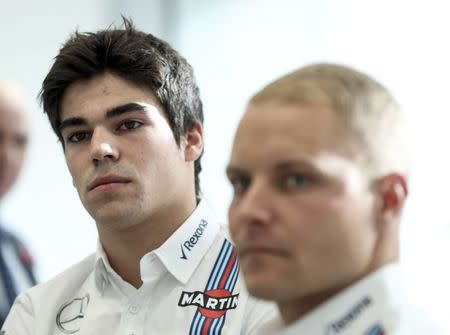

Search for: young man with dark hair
xmin=227 ymin=63 xmax=447 ymax=334
xmin=2 ymin=19 xmax=276 ymax=334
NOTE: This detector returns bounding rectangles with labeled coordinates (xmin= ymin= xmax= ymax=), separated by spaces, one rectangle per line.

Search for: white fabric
xmin=259 ymin=264 xmax=448 ymax=335
xmin=2 ymin=201 xmax=277 ymax=334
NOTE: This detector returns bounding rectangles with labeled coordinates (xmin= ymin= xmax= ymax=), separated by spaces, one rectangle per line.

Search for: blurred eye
xmin=67 ymin=132 xmax=90 ymax=143
xmin=281 ymin=174 xmax=311 ymax=191
xmin=14 ymin=135 xmax=28 ymax=148
xmin=118 ymin=120 xmax=142 ymax=131
xmin=229 ymin=177 xmax=250 ymax=196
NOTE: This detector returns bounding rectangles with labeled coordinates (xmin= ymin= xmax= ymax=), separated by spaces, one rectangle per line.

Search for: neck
xmin=278 ymin=263 xmax=385 ymax=325
xmin=98 ymin=197 xmax=197 ymax=288
xmin=278 ymin=284 xmax=347 ymax=325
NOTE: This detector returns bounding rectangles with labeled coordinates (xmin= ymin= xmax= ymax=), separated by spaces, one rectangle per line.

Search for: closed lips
xmin=88 ymin=175 xmax=131 ymax=191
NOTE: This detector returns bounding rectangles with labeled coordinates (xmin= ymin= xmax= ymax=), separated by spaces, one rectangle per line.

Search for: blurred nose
xmin=89 ymin=127 xmax=119 ymax=166
xmin=233 ymin=178 xmax=274 ymax=226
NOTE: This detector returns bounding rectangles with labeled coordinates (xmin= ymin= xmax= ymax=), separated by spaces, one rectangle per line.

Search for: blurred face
xmin=227 ymin=101 xmax=379 ymax=305
xmin=60 ymin=72 xmax=197 ymax=230
xmin=0 ymin=89 xmax=29 ymax=200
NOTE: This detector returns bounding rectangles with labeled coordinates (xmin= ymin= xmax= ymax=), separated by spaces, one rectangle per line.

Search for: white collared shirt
xmin=259 ymin=263 xmax=448 ymax=335
xmin=2 ymin=201 xmax=278 ymax=334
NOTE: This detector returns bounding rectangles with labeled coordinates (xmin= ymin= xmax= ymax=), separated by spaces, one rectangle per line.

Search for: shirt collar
xmin=93 ymin=200 xmax=220 ymax=290
xmin=147 ymin=199 xmax=220 ymax=284
xmin=93 ymin=241 xmax=112 ymax=294
xmin=281 ymin=263 xmax=404 ymax=335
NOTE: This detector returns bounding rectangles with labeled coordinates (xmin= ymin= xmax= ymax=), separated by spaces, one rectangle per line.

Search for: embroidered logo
xmin=326 ymin=296 xmax=372 ymax=334
xmin=364 ymin=323 xmax=385 ymax=335
xmin=182 ymin=239 xmax=240 ymax=334
xmin=56 ymin=294 xmax=90 ymax=334
xmin=180 ymin=219 xmax=209 ymax=260
xmin=179 ymin=290 xmax=239 ymax=318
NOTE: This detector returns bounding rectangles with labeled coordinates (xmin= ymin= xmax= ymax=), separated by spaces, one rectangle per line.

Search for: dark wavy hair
xmin=40 ymin=18 xmax=204 ymax=197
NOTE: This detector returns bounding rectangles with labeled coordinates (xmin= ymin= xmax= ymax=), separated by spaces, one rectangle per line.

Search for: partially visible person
xmin=2 ymin=19 xmax=277 ymax=334
xmin=227 ymin=63 xmax=448 ymax=334
xmin=0 ymin=78 xmax=36 ymax=327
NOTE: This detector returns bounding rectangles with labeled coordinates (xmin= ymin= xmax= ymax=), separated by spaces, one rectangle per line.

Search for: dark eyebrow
xmin=59 ymin=103 xmax=148 ymax=132
xmin=105 ymin=102 xmax=147 ymax=118
xmin=59 ymin=117 xmax=87 ymax=132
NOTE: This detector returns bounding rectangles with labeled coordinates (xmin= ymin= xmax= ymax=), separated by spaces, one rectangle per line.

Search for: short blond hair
xmin=250 ymin=63 xmax=410 ymax=178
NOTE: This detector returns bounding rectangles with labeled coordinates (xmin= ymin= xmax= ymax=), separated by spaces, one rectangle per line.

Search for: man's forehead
xmin=236 ymin=103 xmax=341 ymax=147
xmin=244 ymin=100 xmax=339 ymax=124
xmin=0 ymin=78 xmax=23 ymax=99
xmin=0 ymin=86 xmax=28 ymax=117
xmin=230 ymin=102 xmax=359 ymax=172
xmin=60 ymin=73 xmax=161 ymax=120
xmin=0 ymin=99 xmax=29 ymax=133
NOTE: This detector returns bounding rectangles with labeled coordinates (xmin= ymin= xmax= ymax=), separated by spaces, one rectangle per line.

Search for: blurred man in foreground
xmin=227 ymin=63 xmax=447 ymax=334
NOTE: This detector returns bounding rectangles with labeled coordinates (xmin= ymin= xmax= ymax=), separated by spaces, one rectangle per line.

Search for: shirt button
xmin=129 ymin=304 xmax=141 ymax=314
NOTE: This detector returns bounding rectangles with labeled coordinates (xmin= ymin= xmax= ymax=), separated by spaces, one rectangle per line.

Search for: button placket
xmin=129 ymin=304 xmax=141 ymax=315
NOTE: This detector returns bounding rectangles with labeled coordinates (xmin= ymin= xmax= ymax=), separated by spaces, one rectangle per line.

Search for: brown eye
xmin=118 ymin=120 xmax=142 ymax=130
xmin=67 ymin=132 xmax=90 ymax=143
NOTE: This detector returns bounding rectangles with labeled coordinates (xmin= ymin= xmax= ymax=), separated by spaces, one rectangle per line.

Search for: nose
xmin=89 ymin=127 xmax=119 ymax=166
xmin=232 ymin=178 xmax=274 ymax=226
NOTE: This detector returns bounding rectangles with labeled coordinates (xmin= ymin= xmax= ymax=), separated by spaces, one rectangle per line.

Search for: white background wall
xmin=1 ymin=0 xmax=449 ymax=330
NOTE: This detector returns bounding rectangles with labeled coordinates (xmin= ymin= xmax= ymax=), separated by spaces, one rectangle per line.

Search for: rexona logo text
xmin=326 ymin=296 xmax=373 ymax=334
xmin=178 ymin=289 xmax=239 ymax=318
xmin=180 ymin=219 xmax=208 ymax=260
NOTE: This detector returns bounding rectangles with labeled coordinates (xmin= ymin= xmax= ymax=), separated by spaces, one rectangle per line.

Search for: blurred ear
xmin=378 ymin=173 xmax=408 ymax=221
xmin=183 ymin=121 xmax=203 ymax=162
xmin=368 ymin=173 xmax=407 ymax=268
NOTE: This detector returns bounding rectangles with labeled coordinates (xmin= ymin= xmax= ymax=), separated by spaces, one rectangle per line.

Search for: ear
xmin=367 ymin=173 xmax=407 ymax=269
xmin=182 ymin=121 xmax=203 ymax=162
xmin=378 ymin=173 xmax=408 ymax=221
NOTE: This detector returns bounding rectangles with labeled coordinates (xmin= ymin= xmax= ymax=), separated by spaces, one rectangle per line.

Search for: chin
xmin=89 ymin=204 xmax=135 ymax=225
xmin=243 ymin=270 xmax=287 ymax=301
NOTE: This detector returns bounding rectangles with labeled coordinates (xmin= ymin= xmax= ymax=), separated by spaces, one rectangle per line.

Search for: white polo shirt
xmin=2 ymin=201 xmax=278 ymax=335
xmin=259 ymin=263 xmax=448 ymax=335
